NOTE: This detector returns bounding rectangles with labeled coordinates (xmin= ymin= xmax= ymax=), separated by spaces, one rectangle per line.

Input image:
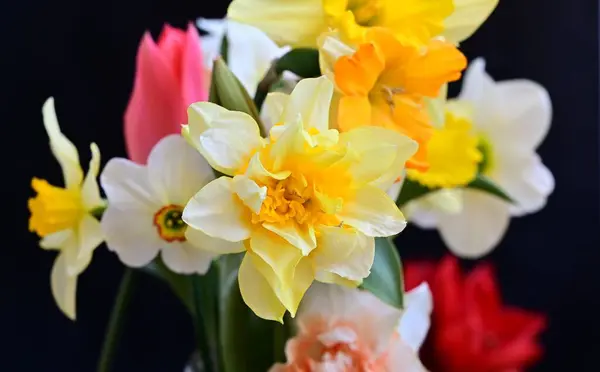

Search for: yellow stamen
xmin=153 ymin=204 xmax=187 ymax=242
xmin=406 ymin=112 xmax=482 ymax=188
xmin=28 ymin=178 xmax=84 ymax=237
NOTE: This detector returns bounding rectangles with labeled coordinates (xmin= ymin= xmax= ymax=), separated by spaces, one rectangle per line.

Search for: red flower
xmin=124 ymin=23 xmax=208 ymax=164
xmin=405 ymin=256 xmax=547 ymax=372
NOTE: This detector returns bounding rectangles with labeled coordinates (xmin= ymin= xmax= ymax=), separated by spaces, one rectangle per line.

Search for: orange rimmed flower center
xmin=153 ymin=204 xmax=186 ymax=242
xmin=348 ymin=0 xmax=382 ymax=26
xmin=28 ymin=178 xmax=84 ymax=237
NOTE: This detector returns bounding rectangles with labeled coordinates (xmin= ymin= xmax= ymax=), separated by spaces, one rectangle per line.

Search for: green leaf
xmin=219 ymin=254 xmax=284 ymax=372
xmin=191 ymin=265 xmax=221 ymax=372
xmin=467 ymin=174 xmax=513 ymax=203
xmin=275 ymin=48 xmax=320 ymax=78
xmin=396 ymin=178 xmax=437 ymax=208
xmin=361 ymin=237 xmax=404 ymax=309
xmin=142 ymin=258 xmax=195 ymax=314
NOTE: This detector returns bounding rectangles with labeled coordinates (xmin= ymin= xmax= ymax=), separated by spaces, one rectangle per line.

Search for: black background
xmin=1 ymin=0 xmax=598 ymax=370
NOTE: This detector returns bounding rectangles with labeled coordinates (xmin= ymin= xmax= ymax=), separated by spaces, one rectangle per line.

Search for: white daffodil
xmin=100 ymin=135 xmax=231 ymax=274
xmin=407 ymin=58 xmax=554 ymax=258
xmin=28 ymin=97 xmax=105 ymax=320
xmin=197 ymin=18 xmax=296 ymax=98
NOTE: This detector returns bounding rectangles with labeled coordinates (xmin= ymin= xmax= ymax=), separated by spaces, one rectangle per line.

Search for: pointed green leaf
xmin=467 ymin=174 xmax=513 ymax=203
xmin=396 ymin=178 xmax=437 ymax=208
xmin=360 ymin=237 xmax=404 ymax=309
xmin=275 ymin=48 xmax=320 ymax=78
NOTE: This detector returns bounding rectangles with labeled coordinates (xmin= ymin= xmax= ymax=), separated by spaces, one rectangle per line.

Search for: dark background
xmin=1 ymin=0 xmax=598 ymax=370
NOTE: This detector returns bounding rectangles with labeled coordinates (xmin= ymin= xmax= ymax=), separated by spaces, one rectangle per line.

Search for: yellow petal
xmin=231 ymin=175 xmax=267 ymax=214
xmin=250 ymin=251 xmax=314 ymax=317
xmin=81 ymin=143 xmax=104 ymax=209
xmin=51 ymin=252 xmax=78 ymax=320
xmin=245 ymin=153 xmax=291 ymax=183
xmin=443 ymin=0 xmax=499 ymax=44
xmin=250 ymin=228 xmax=305 ymax=288
xmin=227 ymin=0 xmax=327 ymax=47
xmin=238 ymin=253 xmax=287 ymax=322
xmin=313 ymin=226 xmax=374 ymax=281
xmin=183 ymin=177 xmax=252 ymax=242
xmin=340 ymin=127 xmax=418 ymax=189
xmin=186 ymin=102 xmax=263 ymax=175
xmin=269 ymin=117 xmax=305 ymax=171
xmin=263 ymin=222 xmax=316 ymax=256
xmin=336 ymin=96 xmax=372 ymax=132
xmin=73 ymin=214 xmax=104 ymax=274
xmin=185 ymin=227 xmax=246 ymax=254
xmin=338 ymin=185 xmax=406 ymax=237
xmin=42 ymin=97 xmax=83 ymax=189
xmin=282 ymin=76 xmax=334 ymax=133
xmin=314 ymin=271 xmax=362 ymax=288
xmin=262 ymin=92 xmax=289 ymax=132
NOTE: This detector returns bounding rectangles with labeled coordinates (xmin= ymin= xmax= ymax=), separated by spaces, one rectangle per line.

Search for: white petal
xmin=81 ymin=143 xmax=103 ymax=209
xmin=147 ymin=135 xmax=215 ymax=206
xmin=437 ymin=189 xmax=510 ymax=258
xmin=40 ymin=229 xmax=73 ymax=250
xmin=185 ymin=227 xmax=246 ymax=254
xmin=282 ymin=76 xmax=333 ymax=133
xmin=262 ymin=92 xmax=289 ymax=133
xmin=101 ymin=206 xmax=162 ymax=267
xmin=338 ymin=185 xmax=407 ymax=237
xmin=231 ymin=175 xmax=267 ymax=214
xmin=226 ymin=20 xmax=291 ymax=96
xmin=183 ymin=177 xmax=252 ymax=242
xmin=42 ymin=97 xmax=83 ymax=189
xmin=196 ymin=18 xmax=227 ymax=71
xmin=51 ymin=252 xmax=78 ymax=320
xmin=458 ymin=57 xmax=492 ymax=106
xmin=186 ymin=102 xmax=262 ymax=175
xmin=160 ymin=242 xmax=216 ymax=275
xmin=399 ymin=283 xmax=433 ymax=352
xmin=404 ymin=188 xmax=463 ymax=230
xmin=494 ymin=154 xmax=555 ymax=216
xmin=100 ymin=158 xmax=158 ymax=211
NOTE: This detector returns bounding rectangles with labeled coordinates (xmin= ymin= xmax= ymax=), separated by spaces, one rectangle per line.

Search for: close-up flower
xmin=124 ymin=23 xmax=208 ymax=164
xmin=269 ymin=282 xmax=432 ymax=371
xmin=404 ymin=257 xmax=547 ymax=372
xmin=182 ymin=76 xmax=417 ymax=321
xmin=27 ymin=98 xmax=105 ymax=320
xmin=405 ymin=58 xmax=555 ymax=258
xmin=227 ymin=0 xmax=499 ymax=47
xmin=100 ymin=135 xmax=224 ymax=274
xmin=319 ymin=27 xmax=467 ymax=170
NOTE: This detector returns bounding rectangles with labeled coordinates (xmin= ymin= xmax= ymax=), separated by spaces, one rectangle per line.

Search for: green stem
xmin=97 ymin=268 xmax=137 ymax=372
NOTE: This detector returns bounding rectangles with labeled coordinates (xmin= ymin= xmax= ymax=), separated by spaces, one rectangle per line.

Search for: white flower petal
xmin=282 ymin=76 xmax=333 ymax=133
xmin=51 ymin=252 xmax=78 ymax=320
xmin=73 ymin=214 xmax=104 ymax=273
xmin=196 ymin=18 xmax=227 ymax=71
xmin=147 ymin=135 xmax=215 ymax=206
xmin=262 ymin=92 xmax=289 ymax=133
xmin=42 ymin=97 xmax=83 ymax=189
xmin=185 ymin=227 xmax=246 ymax=254
xmin=101 ymin=206 xmax=162 ymax=267
xmin=399 ymin=283 xmax=433 ymax=352
xmin=81 ymin=143 xmax=103 ymax=209
xmin=442 ymin=0 xmax=499 ymax=44
xmin=160 ymin=242 xmax=216 ymax=275
xmin=231 ymin=175 xmax=267 ymax=214
xmin=40 ymin=229 xmax=73 ymax=251
xmin=100 ymin=158 xmax=158 ymax=211
xmin=437 ymin=189 xmax=510 ymax=258
xmin=183 ymin=177 xmax=252 ymax=242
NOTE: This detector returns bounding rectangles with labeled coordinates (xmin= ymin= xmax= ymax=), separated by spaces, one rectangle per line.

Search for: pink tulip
xmin=124 ymin=23 xmax=208 ymax=164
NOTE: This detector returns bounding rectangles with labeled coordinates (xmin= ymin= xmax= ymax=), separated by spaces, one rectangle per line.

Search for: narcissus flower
xmin=100 ymin=135 xmax=221 ymax=274
xmin=28 ymin=98 xmax=105 ymax=320
xmin=269 ymin=282 xmax=432 ymax=371
xmin=406 ymin=58 xmax=555 ymax=258
xmin=227 ymin=0 xmax=498 ymax=47
xmin=197 ymin=18 xmax=293 ymax=97
xmin=182 ymin=76 xmax=417 ymax=321
xmin=319 ymin=27 xmax=467 ymax=170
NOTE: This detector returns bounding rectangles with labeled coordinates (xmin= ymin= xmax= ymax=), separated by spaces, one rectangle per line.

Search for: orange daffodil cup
xmin=318 ymin=27 xmax=467 ymax=170
xmin=227 ymin=0 xmax=499 ymax=48
xmin=181 ymin=76 xmax=418 ymax=321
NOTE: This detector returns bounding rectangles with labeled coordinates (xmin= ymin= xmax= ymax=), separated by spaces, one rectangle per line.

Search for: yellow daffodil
xmin=227 ymin=0 xmax=498 ymax=47
xmin=28 ymin=98 xmax=105 ymax=320
xmin=319 ymin=27 xmax=467 ymax=171
xmin=182 ymin=76 xmax=417 ymax=322
xmin=406 ymin=108 xmax=482 ymax=188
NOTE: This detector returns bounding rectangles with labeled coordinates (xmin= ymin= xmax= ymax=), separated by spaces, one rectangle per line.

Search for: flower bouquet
xmin=27 ymin=0 xmax=552 ymax=370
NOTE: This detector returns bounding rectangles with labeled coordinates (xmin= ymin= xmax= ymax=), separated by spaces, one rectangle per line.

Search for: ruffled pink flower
xmin=270 ymin=283 xmax=431 ymax=372
xmin=124 ymin=23 xmax=208 ymax=164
